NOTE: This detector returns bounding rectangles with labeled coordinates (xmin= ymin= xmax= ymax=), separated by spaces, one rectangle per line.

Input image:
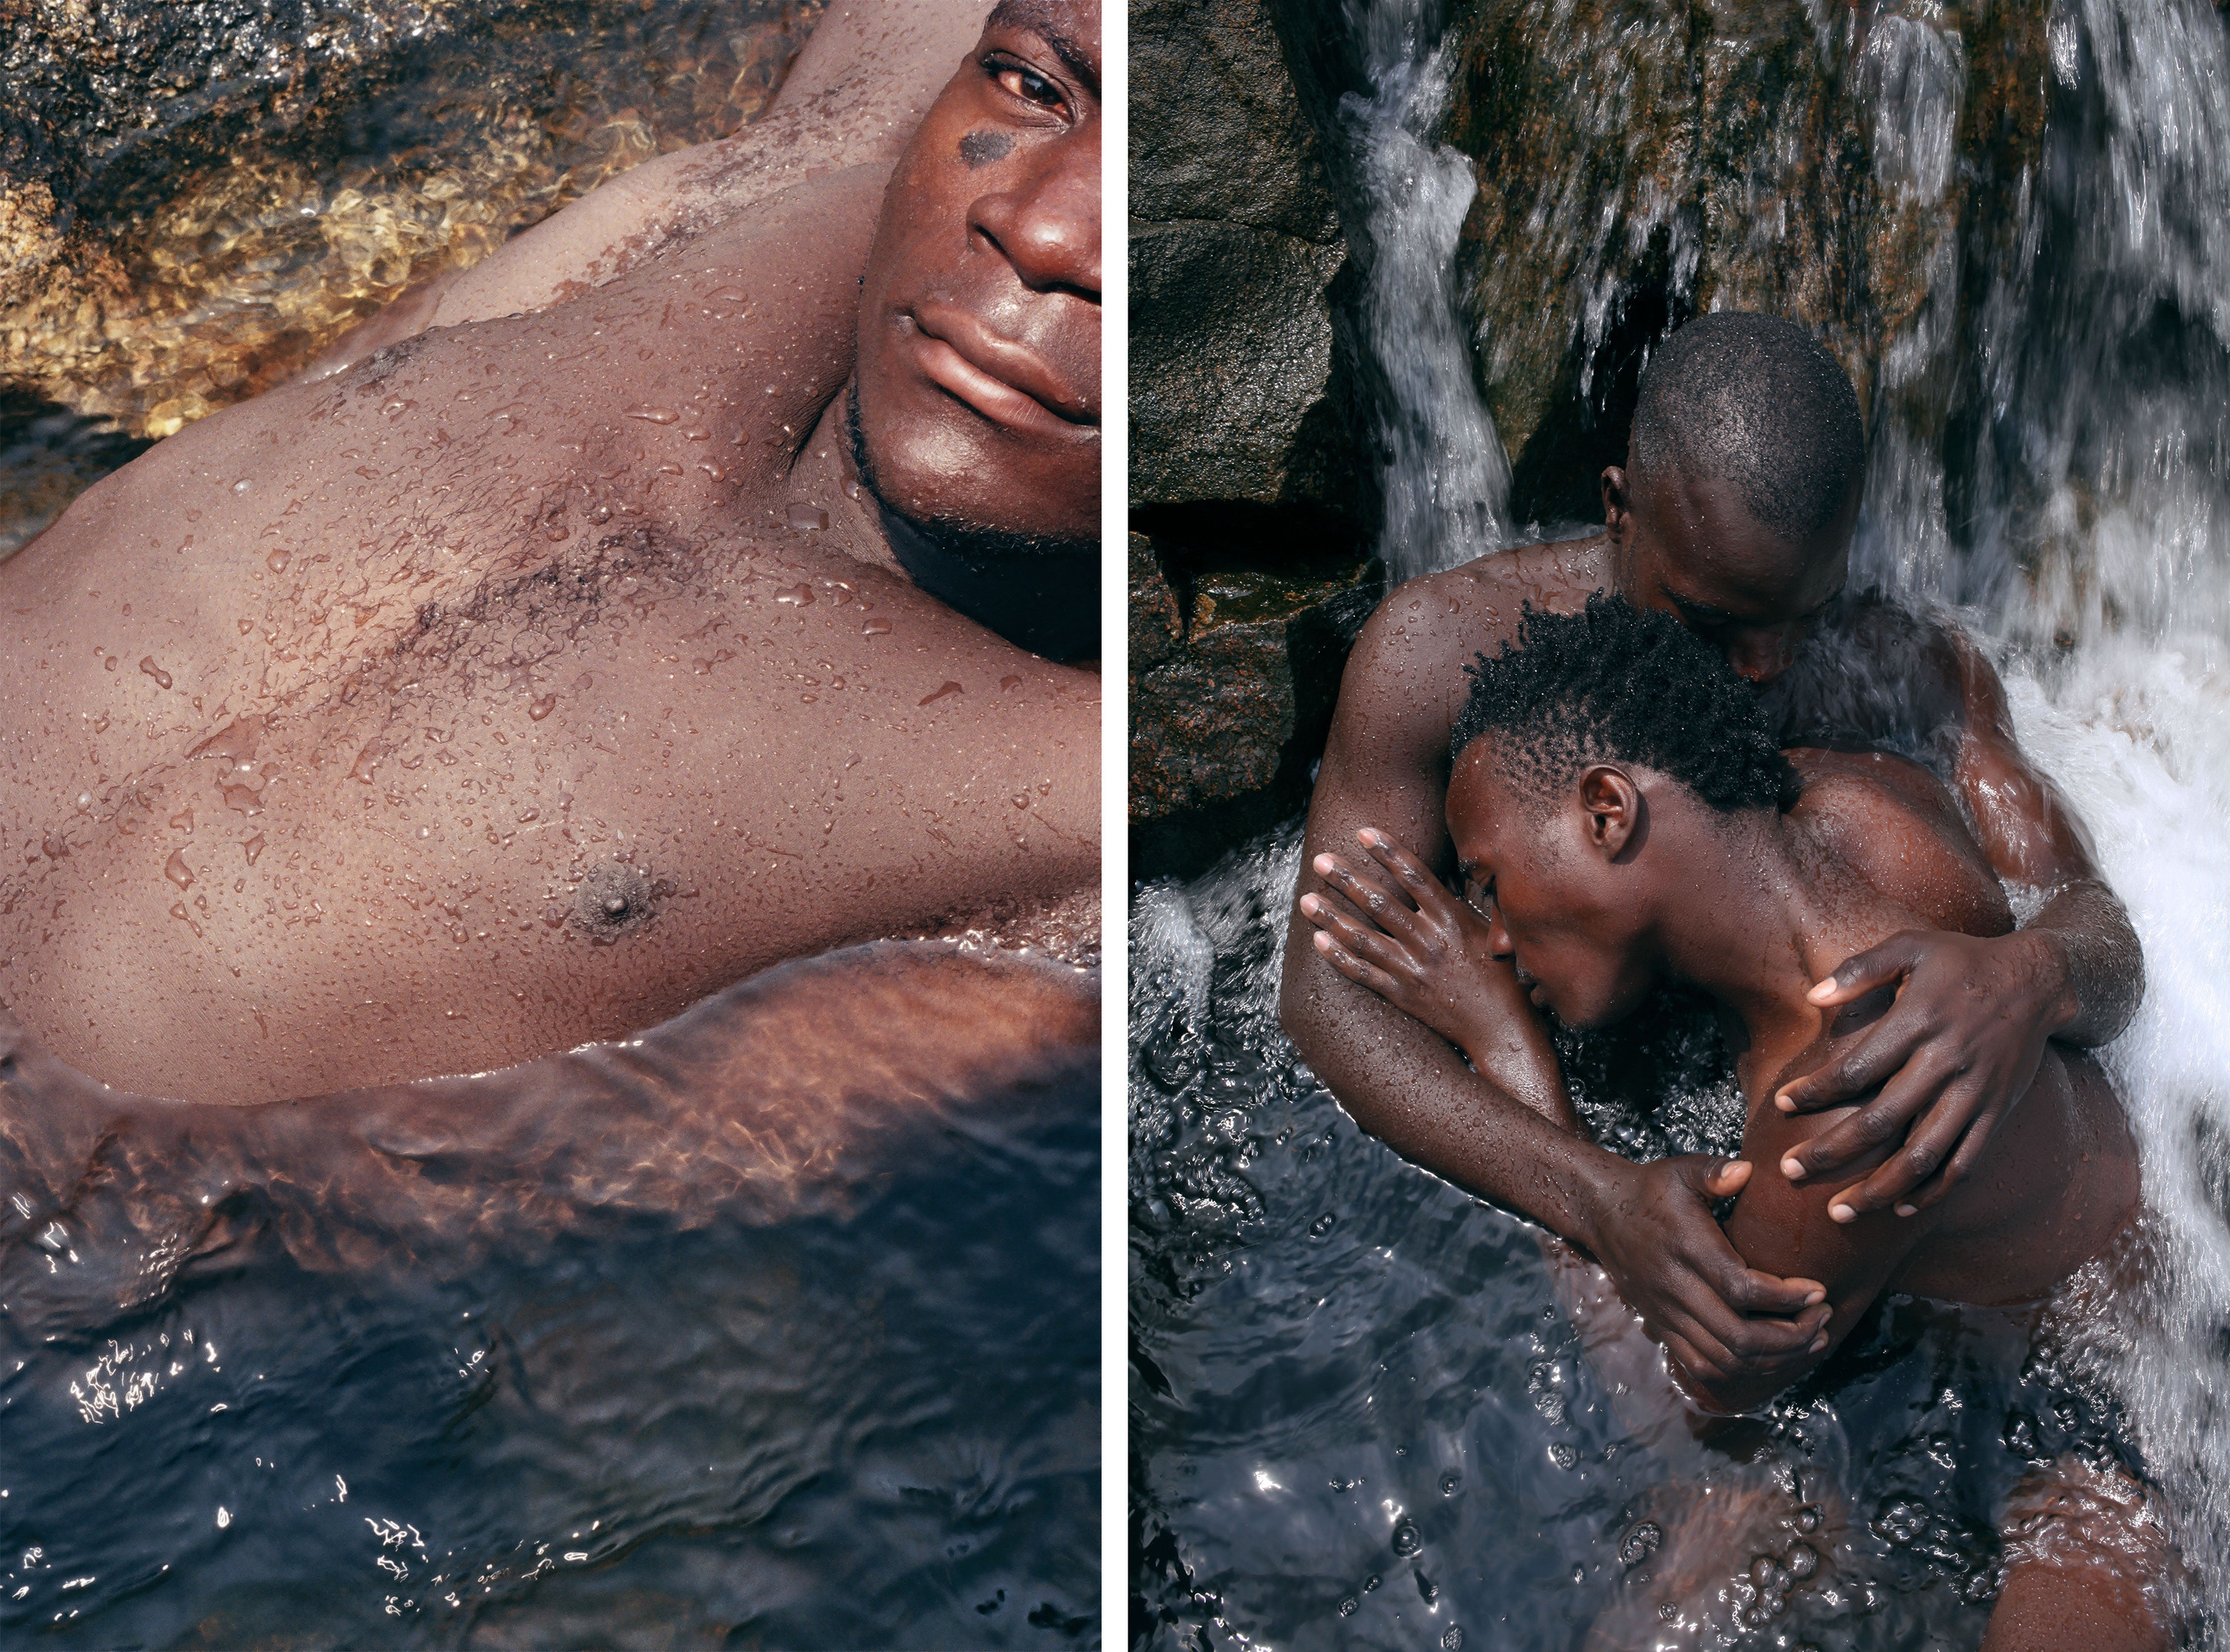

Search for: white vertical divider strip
xmin=1098 ymin=0 xmax=1129 ymax=1625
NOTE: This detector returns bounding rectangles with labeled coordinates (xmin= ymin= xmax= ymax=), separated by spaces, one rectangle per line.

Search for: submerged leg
xmin=1984 ymin=1457 xmax=2176 ymax=1652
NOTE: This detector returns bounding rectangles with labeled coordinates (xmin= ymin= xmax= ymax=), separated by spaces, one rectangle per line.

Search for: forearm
xmin=2022 ymin=878 xmax=2144 ymax=1046
xmin=1278 ymin=932 xmax=1625 ymax=1251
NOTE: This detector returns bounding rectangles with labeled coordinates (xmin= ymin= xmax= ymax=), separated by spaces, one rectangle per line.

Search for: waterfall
xmin=1332 ymin=0 xmax=1513 ymax=586
xmin=1855 ymin=0 xmax=2230 ymax=1622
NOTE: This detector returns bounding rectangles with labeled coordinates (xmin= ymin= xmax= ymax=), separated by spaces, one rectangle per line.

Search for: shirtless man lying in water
xmin=1302 ymin=597 xmax=2166 ymax=1651
xmin=1282 ymin=313 xmax=2142 ymax=1399
xmin=0 ymin=0 xmax=1099 ymax=1108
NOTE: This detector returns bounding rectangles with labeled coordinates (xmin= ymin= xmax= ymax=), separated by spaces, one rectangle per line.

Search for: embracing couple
xmin=1284 ymin=313 xmax=2171 ymax=1648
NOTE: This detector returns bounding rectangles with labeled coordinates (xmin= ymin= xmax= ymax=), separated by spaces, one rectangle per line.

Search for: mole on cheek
xmin=958 ymin=130 xmax=1012 ymax=169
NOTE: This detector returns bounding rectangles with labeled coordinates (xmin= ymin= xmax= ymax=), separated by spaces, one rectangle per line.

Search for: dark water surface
xmin=2 ymin=1069 xmax=1098 ymax=1646
xmin=1129 ymin=829 xmax=2142 ymax=1652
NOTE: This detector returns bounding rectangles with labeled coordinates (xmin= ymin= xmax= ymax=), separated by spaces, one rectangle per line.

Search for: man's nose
xmin=969 ymin=134 xmax=1101 ymax=296
xmin=1486 ymin=911 xmax=1513 ymax=959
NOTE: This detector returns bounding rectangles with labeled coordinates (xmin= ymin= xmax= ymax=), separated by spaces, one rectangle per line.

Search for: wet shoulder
xmin=1346 ymin=535 xmax=1610 ymax=732
xmin=1788 ymin=748 xmax=2013 ymax=939
xmin=1764 ymin=592 xmax=1968 ymax=764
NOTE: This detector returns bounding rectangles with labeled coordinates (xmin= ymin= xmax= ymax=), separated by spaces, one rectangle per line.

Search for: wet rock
xmin=0 ymin=0 xmax=818 ymax=441
xmin=1128 ymin=0 xmax=1371 ymax=523
xmin=1130 ymin=538 xmax=1382 ymax=879
xmin=1438 ymin=0 xmax=2050 ymax=523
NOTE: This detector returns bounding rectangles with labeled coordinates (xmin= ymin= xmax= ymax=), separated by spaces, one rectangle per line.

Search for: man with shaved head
xmin=0 ymin=0 xmax=1102 ymax=1110
xmin=1283 ymin=311 xmax=2142 ymax=1397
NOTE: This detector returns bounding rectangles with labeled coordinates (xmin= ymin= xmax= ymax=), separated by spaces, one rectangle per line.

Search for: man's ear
xmin=1576 ymin=764 xmax=1644 ymax=861
xmin=1600 ymin=467 xmax=1632 ymax=541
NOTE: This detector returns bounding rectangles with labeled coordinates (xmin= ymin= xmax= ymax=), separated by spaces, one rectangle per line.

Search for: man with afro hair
xmin=1280 ymin=311 xmax=2144 ymax=1394
xmin=1300 ymin=596 xmax=2164 ymax=1651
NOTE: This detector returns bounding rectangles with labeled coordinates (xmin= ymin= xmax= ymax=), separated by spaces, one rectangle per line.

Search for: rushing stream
xmin=1131 ymin=0 xmax=2230 ymax=1644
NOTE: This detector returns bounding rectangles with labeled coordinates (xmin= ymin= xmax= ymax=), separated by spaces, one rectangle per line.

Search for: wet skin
xmin=1278 ymin=461 xmax=2142 ymax=1382
xmin=0 ymin=3 xmax=1102 ymax=1105
xmin=1308 ymin=745 xmax=2139 ymax=1416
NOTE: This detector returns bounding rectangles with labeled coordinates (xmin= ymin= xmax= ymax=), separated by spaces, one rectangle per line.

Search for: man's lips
xmin=905 ymin=302 xmax=1097 ymax=438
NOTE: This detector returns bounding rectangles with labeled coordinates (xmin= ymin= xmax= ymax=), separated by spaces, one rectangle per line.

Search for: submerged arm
xmin=0 ymin=943 xmax=1093 ymax=1341
xmin=1778 ymin=623 xmax=2143 ymax=1214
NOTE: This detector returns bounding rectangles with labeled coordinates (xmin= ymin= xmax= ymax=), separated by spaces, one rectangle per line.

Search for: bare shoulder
xmin=1342 ymin=534 xmax=1609 ymax=742
xmin=1787 ymin=748 xmax=2014 ymax=939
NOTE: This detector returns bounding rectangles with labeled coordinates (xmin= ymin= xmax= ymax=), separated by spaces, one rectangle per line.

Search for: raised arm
xmin=0 ymin=942 xmax=1093 ymax=1344
xmin=1776 ymin=623 xmax=2143 ymax=1215
xmin=1282 ymin=603 xmax=1829 ymax=1384
xmin=302 ymin=0 xmax=992 ymax=375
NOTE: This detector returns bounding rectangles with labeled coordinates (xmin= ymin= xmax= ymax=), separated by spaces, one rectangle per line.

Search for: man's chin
xmin=848 ymin=392 xmax=1097 ymax=660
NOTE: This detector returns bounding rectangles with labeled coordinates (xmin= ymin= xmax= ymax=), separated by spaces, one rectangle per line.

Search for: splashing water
xmin=1137 ymin=0 xmax=2230 ymax=1639
xmin=1331 ymin=0 xmax=1511 ymax=584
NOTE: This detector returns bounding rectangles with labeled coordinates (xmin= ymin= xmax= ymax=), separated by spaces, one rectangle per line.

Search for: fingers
xmin=1774 ymin=1012 xmax=1930 ymax=1115
xmin=1778 ymin=1051 xmax=1945 ymax=1182
xmin=1804 ymin=930 xmax=1925 ymax=1008
xmin=1357 ymin=829 xmax=1456 ymax=917
xmin=1310 ymin=849 xmax=1418 ymax=931
xmin=1721 ymin=1265 xmax=1828 ymax=1318
xmin=1702 ymin=1158 xmax=1753 ymax=1198
xmin=1840 ymin=1087 xmax=2002 ymax=1219
xmin=1308 ymin=927 xmax=1405 ymax=1002
xmin=1299 ymin=886 xmax=1418 ymax=978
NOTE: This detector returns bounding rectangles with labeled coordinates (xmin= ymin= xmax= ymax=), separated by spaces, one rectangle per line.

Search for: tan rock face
xmin=0 ymin=0 xmax=819 ymax=444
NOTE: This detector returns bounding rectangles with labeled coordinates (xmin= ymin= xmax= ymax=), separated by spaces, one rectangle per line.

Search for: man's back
xmin=0 ymin=167 xmax=1098 ymax=1104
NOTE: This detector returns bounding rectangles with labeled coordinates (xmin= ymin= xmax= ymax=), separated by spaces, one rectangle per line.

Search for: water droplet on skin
xmin=919 ymin=681 xmax=963 ymax=707
xmin=682 ymin=427 xmax=709 ymax=441
xmin=775 ymin=583 xmax=815 ymax=606
xmin=231 ymin=479 xmax=251 ymax=493
xmin=164 ymin=849 xmax=195 ymax=889
xmin=999 ymin=674 xmax=1023 ymax=691
xmin=266 ymin=548 xmax=291 ymax=573
xmin=170 ymin=901 xmax=192 ymax=923
xmin=529 ymin=694 xmax=558 ymax=722
xmin=705 ymin=285 xmax=749 ymax=304
xmin=138 ymin=657 xmax=172 ymax=689
xmin=41 ymin=832 xmax=70 ymax=859
xmin=697 ymin=462 xmax=725 ymax=482
xmin=786 ymin=504 xmax=830 ymax=531
xmin=105 ymin=655 xmax=118 ymax=671
xmin=862 ymin=617 xmax=892 ymax=636
xmin=624 ymin=406 xmax=679 ymax=424
xmin=222 ymin=783 xmax=262 ymax=815
xmin=74 ymin=792 xmax=91 ymax=812
xmin=242 ymin=834 xmax=265 ymax=865
xmin=349 ymin=745 xmax=381 ymax=784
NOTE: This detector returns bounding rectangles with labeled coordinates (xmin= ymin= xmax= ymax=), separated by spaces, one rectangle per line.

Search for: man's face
xmin=851 ymin=0 xmax=1100 ymax=545
xmin=1447 ymin=744 xmax=1658 ymax=1031
xmin=1606 ymin=464 xmax=1851 ymax=684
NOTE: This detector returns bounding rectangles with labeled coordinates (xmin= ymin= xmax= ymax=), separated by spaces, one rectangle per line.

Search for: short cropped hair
xmin=1627 ymin=313 xmax=1864 ymax=545
xmin=1450 ymin=593 xmax=1794 ymax=814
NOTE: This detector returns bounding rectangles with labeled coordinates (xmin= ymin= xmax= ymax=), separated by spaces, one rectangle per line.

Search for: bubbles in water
xmin=1390 ymin=1519 xmax=1421 ymax=1556
xmin=1438 ymin=1471 xmax=1460 ymax=1496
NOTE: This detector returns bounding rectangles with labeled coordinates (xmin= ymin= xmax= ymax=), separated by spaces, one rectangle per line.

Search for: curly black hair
xmin=1450 ymin=593 xmax=1794 ymax=813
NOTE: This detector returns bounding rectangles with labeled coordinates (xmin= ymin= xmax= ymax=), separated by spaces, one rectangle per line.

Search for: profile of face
xmin=1603 ymin=462 xmax=1853 ymax=684
xmin=1446 ymin=741 xmax=1661 ymax=1030
xmin=850 ymin=0 xmax=1101 ymax=549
